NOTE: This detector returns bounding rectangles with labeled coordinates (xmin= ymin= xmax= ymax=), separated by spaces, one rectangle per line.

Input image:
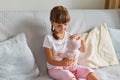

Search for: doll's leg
xmin=48 ymin=67 xmax=76 ymax=80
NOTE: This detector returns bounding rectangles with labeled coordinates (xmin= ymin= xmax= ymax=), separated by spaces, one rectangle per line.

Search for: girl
xmin=43 ymin=5 xmax=99 ymax=80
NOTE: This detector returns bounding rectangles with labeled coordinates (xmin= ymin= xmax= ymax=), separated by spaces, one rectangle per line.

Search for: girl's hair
xmin=50 ymin=5 xmax=70 ymax=40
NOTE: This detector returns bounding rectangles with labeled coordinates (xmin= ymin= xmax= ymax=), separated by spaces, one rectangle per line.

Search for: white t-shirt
xmin=43 ymin=31 xmax=70 ymax=69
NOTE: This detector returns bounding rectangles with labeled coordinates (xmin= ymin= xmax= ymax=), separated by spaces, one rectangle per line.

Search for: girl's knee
xmin=86 ymin=72 xmax=99 ymax=80
xmin=70 ymin=77 xmax=77 ymax=80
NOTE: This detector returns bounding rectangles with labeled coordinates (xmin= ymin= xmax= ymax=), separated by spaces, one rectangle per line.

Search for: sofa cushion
xmin=108 ymin=28 xmax=120 ymax=62
xmin=78 ymin=24 xmax=119 ymax=68
xmin=0 ymin=33 xmax=39 ymax=80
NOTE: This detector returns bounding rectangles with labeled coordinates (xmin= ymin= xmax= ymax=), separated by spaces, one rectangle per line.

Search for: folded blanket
xmin=78 ymin=24 xmax=119 ymax=68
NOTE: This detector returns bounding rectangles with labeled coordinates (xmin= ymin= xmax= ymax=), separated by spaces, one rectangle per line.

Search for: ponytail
xmin=51 ymin=25 xmax=59 ymax=40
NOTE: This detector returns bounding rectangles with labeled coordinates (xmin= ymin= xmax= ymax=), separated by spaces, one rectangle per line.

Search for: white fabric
xmin=78 ymin=24 xmax=119 ymax=68
xmin=0 ymin=33 xmax=39 ymax=80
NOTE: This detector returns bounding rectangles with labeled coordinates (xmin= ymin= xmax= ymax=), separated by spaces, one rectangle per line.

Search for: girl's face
xmin=52 ymin=22 xmax=68 ymax=34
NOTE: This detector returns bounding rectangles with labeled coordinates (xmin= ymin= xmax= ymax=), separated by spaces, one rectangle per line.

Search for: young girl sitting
xmin=43 ymin=5 xmax=99 ymax=80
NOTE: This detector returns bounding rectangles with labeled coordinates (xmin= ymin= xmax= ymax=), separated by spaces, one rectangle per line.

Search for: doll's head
xmin=66 ymin=38 xmax=81 ymax=53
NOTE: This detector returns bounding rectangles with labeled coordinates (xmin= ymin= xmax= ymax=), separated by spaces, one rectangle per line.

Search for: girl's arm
xmin=79 ymin=38 xmax=86 ymax=52
xmin=45 ymin=47 xmax=74 ymax=66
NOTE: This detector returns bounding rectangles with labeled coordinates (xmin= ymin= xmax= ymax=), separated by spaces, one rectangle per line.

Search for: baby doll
xmin=58 ymin=38 xmax=81 ymax=66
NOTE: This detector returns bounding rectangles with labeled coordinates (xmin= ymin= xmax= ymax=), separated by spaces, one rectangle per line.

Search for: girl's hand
xmin=61 ymin=58 xmax=74 ymax=66
xmin=69 ymin=34 xmax=81 ymax=40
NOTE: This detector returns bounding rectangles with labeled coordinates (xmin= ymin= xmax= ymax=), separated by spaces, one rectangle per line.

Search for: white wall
xmin=0 ymin=0 xmax=105 ymax=10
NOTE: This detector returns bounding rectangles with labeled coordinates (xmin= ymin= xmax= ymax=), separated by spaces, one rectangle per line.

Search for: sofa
xmin=0 ymin=9 xmax=120 ymax=80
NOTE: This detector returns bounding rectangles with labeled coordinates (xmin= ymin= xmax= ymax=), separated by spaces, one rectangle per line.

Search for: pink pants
xmin=48 ymin=65 xmax=94 ymax=80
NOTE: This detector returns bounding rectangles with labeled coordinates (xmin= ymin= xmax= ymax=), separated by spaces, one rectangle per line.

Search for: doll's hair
xmin=50 ymin=5 xmax=70 ymax=40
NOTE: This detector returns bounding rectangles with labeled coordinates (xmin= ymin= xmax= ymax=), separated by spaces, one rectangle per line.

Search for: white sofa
xmin=0 ymin=9 xmax=120 ymax=80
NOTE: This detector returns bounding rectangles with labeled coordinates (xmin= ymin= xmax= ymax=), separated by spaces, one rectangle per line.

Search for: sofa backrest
xmin=0 ymin=9 xmax=120 ymax=76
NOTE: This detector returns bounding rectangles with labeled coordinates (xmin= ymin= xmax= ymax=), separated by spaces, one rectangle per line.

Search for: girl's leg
xmin=86 ymin=72 xmax=99 ymax=80
xmin=75 ymin=65 xmax=95 ymax=79
xmin=48 ymin=67 xmax=76 ymax=80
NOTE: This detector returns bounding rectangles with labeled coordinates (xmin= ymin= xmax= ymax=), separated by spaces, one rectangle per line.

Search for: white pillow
xmin=0 ymin=33 xmax=39 ymax=80
xmin=78 ymin=24 xmax=119 ymax=68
